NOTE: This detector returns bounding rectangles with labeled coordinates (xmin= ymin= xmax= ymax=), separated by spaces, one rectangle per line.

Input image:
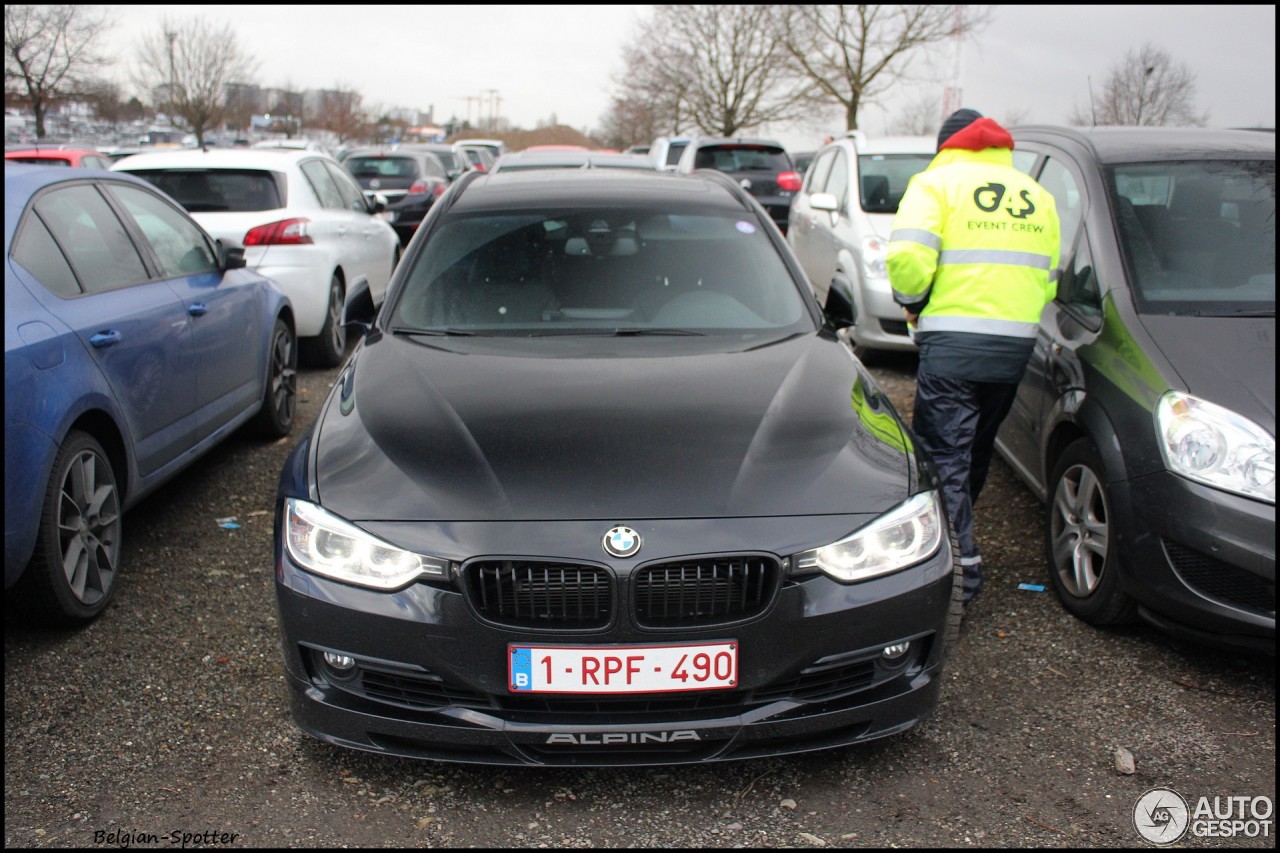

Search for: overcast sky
xmin=99 ymin=4 xmax=1275 ymax=147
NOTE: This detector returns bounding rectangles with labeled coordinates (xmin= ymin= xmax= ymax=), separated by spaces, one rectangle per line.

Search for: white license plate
xmin=508 ymin=641 xmax=738 ymax=694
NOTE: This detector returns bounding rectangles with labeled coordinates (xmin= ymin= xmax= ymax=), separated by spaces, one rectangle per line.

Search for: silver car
xmin=787 ymin=133 xmax=935 ymax=360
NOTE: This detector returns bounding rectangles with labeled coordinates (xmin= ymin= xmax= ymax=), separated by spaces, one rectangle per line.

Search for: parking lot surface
xmin=5 ymin=353 xmax=1274 ymax=848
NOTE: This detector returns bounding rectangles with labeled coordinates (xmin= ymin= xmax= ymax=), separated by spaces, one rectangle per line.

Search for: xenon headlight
xmin=284 ymin=498 xmax=450 ymax=590
xmin=1156 ymin=391 xmax=1275 ymax=504
xmin=794 ymin=491 xmax=944 ymax=583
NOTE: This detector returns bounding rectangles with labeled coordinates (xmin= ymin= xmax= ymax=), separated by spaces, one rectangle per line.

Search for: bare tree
xmin=621 ymin=5 xmax=809 ymax=137
xmin=779 ymin=5 xmax=990 ymax=132
xmin=4 ymin=4 xmax=114 ymax=138
xmin=1070 ymin=43 xmax=1208 ymax=127
xmin=134 ymin=16 xmax=258 ymax=146
xmin=316 ymin=86 xmax=368 ymax=144
xmin=887 ymin=94 xmax=941 ymax=136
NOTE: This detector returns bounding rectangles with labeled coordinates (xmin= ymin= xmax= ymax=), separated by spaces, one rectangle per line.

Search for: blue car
xmin=5 ymin=164 xmax=298 ymax=625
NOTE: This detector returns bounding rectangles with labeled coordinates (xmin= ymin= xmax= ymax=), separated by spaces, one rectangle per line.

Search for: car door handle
xmin=188 ymin=303 xmax=208 ymax=317
xmin=90 ymin=330 xmax=122 ymax=348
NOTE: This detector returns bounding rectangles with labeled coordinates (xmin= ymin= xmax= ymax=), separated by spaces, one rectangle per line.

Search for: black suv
xmin=675 ymin=137 xmax=803 ymax=234
xmin=995 ymin=126 xmax=1275 ymax=654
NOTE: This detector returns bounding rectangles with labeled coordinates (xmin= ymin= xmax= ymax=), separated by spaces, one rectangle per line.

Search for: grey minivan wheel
xmin=1045 ymin=438 xmax=1138 ymax=625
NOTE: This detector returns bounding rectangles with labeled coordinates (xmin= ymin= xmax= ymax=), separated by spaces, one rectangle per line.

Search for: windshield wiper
xmin=390 ymin=325 xmax=476 ymax=337
xmin=612 ymin=327 xmax=706 ymax=336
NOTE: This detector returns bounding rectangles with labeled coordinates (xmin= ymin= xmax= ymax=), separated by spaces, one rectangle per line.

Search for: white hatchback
xmin=787 ymin=133 xmax=936 ymax=359
xmin=114 ymin=148 xmax=400 ymax=366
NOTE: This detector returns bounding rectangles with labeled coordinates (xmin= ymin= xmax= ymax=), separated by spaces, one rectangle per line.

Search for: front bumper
xmin=1112 ymin=469 xmax=1274 ymax=653
xmin=852 ymin=277 xmax=917 ymax=353
xmin=274 ymin=515 xmax=957 ymax=766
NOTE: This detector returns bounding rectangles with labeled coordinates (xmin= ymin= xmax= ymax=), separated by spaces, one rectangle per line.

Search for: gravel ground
xmin=5 ymin=351 xmax=1274 ymax=849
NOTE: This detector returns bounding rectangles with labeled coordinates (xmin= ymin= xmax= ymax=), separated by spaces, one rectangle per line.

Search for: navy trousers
xmin=911 ymin=371 xmax=1020 ymax=603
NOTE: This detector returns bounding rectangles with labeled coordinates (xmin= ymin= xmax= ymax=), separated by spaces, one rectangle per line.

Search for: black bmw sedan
xmin=273 ymin=167 xmax=962 ymax=766
xmin=996 ymin=126 xmax=1274 ymax=655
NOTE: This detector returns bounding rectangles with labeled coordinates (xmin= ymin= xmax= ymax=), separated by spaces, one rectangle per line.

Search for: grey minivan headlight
xmin=1156 ymin=392 xmax=1275 ymax=503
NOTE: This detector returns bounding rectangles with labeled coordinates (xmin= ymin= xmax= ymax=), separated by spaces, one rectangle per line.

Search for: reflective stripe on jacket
xmin=887 ymin=147 xmax=1060 ymax=338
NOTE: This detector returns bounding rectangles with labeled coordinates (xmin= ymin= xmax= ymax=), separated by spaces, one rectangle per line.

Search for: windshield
xmin=1110 ymin=160 xmax=1275 ymax=316
xmin=390 ymin=207 xmax=813 ymax=337
xmin=857 ymin=153 xmax=934 ymax=214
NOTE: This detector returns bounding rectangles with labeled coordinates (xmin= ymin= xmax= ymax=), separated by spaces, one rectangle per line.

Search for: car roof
xmin=688 ymin=137 xmax=786 ymax=149
xmin=493 ymin=151 xmax=658 ymax=171
xmin=448 ymin=168 xmax=748 ymax=214
xmin=5 ymin=147 xmax=104 ymax=158
xmin=1011 ymin=125 xmax=1275 ymax=164
xmin=848 ymin=135 xmax=936 ymax=154
xmin=110 ymin=147 xmax=323 ymax=171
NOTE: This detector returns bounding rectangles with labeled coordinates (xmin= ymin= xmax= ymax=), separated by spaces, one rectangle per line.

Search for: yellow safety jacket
xmin=887 ymin=147 xmax=1060 ymax=340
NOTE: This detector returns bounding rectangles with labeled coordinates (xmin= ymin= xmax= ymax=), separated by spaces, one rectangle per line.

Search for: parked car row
xmin=5 ymin=123 xmax=1271 ymax=780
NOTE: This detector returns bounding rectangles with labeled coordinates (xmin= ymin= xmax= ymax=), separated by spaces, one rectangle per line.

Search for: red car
xmin=5 ymin=147 xmax=114 ymax=169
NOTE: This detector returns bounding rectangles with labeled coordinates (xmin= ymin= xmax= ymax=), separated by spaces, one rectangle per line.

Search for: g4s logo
xmin=973 ymin=183 xmax=1037 ymax=219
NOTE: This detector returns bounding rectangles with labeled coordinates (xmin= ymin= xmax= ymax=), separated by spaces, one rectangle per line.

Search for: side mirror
xmin=342 ymin=278 xmax=377 ymax=333
xmin=363 ymin=191 xmax=387 ymax=214
xmin=219 ymin=240 xmax=247 ymax=270
xmin=810 ymin=192 xmax=841 ymax=227
xmin=823 ymin=274 xmax=857 ymax=329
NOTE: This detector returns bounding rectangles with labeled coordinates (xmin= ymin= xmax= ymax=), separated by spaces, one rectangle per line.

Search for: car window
xmin=8 ymin=156 xmax=70 ymax=167
xmin=1056 ymin=232 xmax=1102 ymax=327
xmin=323 ymin=160 xmax=369 ymax=211
xmin=1012 ymin=150 xmax=1038 ymax=175
xmin=1037 ymin=157 xmax=1084 ymax=255
xmin=1110 ymin=159 xmax=1275 ymax=315
xmin=694 ymin=145 xmax=790 ymax=173
xmin=856 ymin=153 xmax=933 ymax=214
xmin=11 ymin=212 xmax=81 ymax=296
xmin=421 ymin=155 xmax=446 ymax=179
xmin=392 ymin=207 xmax=811 ymax=335
xmin=665 ymin=142 xmax=687 ymax=168
xmin=33 ymin=184 xmax=150 ymax=293
xmin=127 ymin=168 xmax=283 ymax=212
xmin=822 ymin=149 xmax=850 ymax=209
xmin=806 ymin=150 xmax=835 ymax=193
xmin=85 ymin=155 xmax=112 ymax=169
xmin=300 ymin=159 xmax=344 ymax=209
xmin=346 ymin=156 xmax=420 ymax=180
xmin=107 ymin=183 xmax=219 ymax=277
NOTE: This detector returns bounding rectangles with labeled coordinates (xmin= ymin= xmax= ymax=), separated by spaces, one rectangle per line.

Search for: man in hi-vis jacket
xmin=887 ymin=108 xmax=1060 ymax=608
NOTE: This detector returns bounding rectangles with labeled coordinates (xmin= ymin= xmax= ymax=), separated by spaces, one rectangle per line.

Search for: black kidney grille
xmin=634 ymin=557 xmax=779 ymax=626
xmin=467 ymin=560 xmax=613 ymax=628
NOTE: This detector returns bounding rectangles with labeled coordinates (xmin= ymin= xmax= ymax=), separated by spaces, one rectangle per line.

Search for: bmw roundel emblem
xmin=603 ymin=526 xmax=642 ymax=558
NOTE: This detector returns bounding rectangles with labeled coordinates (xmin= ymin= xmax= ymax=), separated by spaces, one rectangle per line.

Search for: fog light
xmin=323 ymin=652 xmax=356 ymax=670
xmin=881 ymin=642 xmax=910 ymax=659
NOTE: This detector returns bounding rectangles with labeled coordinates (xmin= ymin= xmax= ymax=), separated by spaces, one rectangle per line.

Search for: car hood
xmin=312 ymin=332 xmax=917 ymax=522
xmin=1138 ymin=314 xmax=1275 ymax=431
